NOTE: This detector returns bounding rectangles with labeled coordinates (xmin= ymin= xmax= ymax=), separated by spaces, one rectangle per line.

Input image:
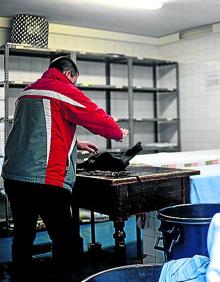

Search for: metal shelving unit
xmin=75 ymin=53 xmax=180 ymax=153
xmin=0 ymin=42 xmax=180 ymax=153
xmin=0 ymin=42 xmax=180 ymax=235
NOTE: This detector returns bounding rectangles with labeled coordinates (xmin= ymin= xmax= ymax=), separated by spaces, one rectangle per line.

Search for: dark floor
xmin=0 ymin=217 xmax=143 ymax=281
xmin=0 ymin=249 xmax=137 ymax=282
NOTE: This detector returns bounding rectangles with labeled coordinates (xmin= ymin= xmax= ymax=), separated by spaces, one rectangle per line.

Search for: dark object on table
xmin=77 ymin=142 xmax=143 ymax=171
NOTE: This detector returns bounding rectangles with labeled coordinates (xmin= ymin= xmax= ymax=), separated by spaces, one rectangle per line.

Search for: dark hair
xmin=49 ymin=56 xmax=79 ymax=76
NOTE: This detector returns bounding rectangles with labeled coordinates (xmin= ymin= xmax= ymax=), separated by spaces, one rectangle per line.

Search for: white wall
xmin=160 ymin=32 xmax=220 ymax=151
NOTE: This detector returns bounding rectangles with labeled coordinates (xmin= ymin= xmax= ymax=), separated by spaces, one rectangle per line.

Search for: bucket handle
xmin=154 ymin=226 xmax=181 ymax=254
xmin=154 ymin=237 xmax=165 ymax=252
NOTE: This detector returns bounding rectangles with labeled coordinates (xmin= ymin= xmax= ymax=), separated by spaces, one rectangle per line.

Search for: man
xmin=1 ymin=57 xmax=128 ymax=281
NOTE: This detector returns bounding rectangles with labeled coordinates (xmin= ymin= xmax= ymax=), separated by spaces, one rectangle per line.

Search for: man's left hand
xmin=77 ymin=141 xmax=99 ymax=154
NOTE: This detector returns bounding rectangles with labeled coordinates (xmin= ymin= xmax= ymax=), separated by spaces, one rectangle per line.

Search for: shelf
xmin=0 ymin=81 xmax=176 ymax=94
xmin=0 ymin=81 xmax=31 ymax=88
xmin=143 ymin=142 xmax=178 ymax=149
xmin=0 ymin=81 xmax=129 ymax=91
xmin=133 ymin=87 xmax=176 ymax=93
xmin=0 ymin=42 xmax=70 ymax=58
xmin=77 ymin=54 xmax=177 ymax=66
xmin=0 ymin=116 xmax=178 ymax=125
xmin=142 ymin=147 xmax=179 ymax=152
xmin=132 ymin=57 xmax=177 ymax=67
xmin=78 ymin=85 xmax=128 ymax=92
xmin=116 ymin=118 xmax=178 ymax=123
xmin=77 ymin=52 xmax=127 ymax=64
xmin=157 ymin=118 xmax=178 ymax=124
xmin=77 ymin=144 xmax=179 ymax=156
xmin=77 ymin=148 xmax=128 ymax=160
xmin=103 ymin=147 xmax=178 ymax=154
xmin=0 ymin=44 xmax=177 ymax=66
xmin=0 ymin=117 xmax=14 ymax=123
xmin=79 ymin=85 xmax=176 ymax=93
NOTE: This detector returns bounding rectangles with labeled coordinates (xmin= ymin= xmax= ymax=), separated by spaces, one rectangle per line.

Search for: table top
xmin=76 ymin=165 xmax=200 ymax=186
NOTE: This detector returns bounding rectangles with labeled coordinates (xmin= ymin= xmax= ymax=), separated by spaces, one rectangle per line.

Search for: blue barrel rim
xmin=81 ymin=263 xmax=163 ymax=282
xmin=157 ymin=203 xmax=220 ymax=225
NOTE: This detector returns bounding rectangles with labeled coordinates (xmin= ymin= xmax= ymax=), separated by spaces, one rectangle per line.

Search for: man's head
xmin=49 ymin=56 xmax=79 ymax=85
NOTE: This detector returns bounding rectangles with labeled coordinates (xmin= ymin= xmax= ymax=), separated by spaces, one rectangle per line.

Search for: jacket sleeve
xmin=62 ymin=87 xmax=123 ymax=141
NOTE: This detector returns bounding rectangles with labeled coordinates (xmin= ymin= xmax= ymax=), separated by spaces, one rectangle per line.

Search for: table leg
xmin=88 ymin=210 xmax=102 ymax=252
xmin=113 ymin=218 xmax=126 ymax=262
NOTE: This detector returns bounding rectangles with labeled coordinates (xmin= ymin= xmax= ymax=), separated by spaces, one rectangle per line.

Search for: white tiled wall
xmin=48 ymin=32 xmax=158 ymax=58
xmin=133 ymin=66 xmax=153 ymax=87
xmin=8 ymin=56 xmax=49 ymax=82
xmin=133 ymin=122 xmax=155 ymax=148
xmin=77 ymin=61 xmax=106 ymax=85
xmin=110 ymin=64 xmax=128 ymax=87
xmin=160 ymin=33 xmax=220 ymax=151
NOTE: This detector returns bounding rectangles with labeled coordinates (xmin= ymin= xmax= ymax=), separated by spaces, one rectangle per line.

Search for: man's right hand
xmin=119 ymin=128 xmax=129 ymax=141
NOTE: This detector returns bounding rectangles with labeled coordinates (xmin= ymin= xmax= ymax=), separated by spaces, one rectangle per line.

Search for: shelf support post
xmin=175 ymin=62 xmax=181 ymax=151
xmin=4 ymin=43 xmax=10 ymax=144
xmin=153 ymin=63 xmax=159 ymax=144
xmin=105 ymin=59 xmax=111 ymax=149
xmin=127 ymin=57 xmax=134 ymax=147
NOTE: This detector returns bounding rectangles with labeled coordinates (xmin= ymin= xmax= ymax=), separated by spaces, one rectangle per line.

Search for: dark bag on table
xmin=77 ymin=142 xmax=143 ymax=171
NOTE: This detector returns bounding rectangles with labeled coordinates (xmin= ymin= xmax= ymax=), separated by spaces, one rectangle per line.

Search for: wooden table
xmin=72 ymin=165 xmax=199 ymax=261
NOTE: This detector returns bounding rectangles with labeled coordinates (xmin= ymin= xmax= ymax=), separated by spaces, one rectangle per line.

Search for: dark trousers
xmin=4 ymin=178 xmax=79 ymax=281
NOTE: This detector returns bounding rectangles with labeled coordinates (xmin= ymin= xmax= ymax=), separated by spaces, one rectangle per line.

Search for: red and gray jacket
xmin=1 ymin=68 xmax=122 ymax=191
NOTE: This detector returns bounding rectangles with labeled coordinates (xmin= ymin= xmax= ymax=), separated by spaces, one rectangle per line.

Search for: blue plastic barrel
xmin=155 ymin=203 xmax=220 ymax=261
xmin=81 ymin=264 xmax=162 ymax=282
